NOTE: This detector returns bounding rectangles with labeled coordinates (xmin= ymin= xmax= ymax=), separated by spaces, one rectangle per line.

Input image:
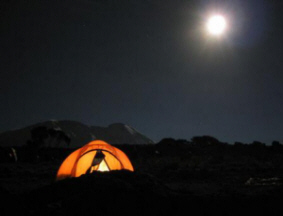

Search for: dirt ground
xmin=1 ymin=142 xmax=283 ymax=215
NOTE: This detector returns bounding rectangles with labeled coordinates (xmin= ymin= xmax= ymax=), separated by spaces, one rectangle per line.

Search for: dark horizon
xmin=1 ymin=118 xmax=281 ymax=145
xmin=1 ymin=0 xmax=283 ymax=144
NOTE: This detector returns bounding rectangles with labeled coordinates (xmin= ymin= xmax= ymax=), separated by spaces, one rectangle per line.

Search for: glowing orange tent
xmin=56 ymin=140 xmax=134 ymax=181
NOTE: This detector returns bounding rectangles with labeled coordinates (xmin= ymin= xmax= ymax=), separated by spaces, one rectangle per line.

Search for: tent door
xmin=87 ymin=150 xmax=110 ymax=173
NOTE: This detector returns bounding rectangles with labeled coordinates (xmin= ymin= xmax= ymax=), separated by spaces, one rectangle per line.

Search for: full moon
xmin=207 ymin=15 xmax=226 ymax=35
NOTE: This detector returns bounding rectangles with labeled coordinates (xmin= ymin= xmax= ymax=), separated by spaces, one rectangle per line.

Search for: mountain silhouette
xmin=0 ymin=120 xmax=153 ymax=147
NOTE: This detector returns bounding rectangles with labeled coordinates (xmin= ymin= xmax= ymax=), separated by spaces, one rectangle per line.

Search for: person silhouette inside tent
xmin=86 ymin=150 xmax=109 ymax=174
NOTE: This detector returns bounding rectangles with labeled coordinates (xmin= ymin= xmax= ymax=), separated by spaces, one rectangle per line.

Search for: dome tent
xmin=56 ymin=140 xmax=134 ymax=181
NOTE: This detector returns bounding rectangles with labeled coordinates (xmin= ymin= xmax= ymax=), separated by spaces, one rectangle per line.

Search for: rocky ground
xmin=1 ymin=140 xmax=283 ymax=215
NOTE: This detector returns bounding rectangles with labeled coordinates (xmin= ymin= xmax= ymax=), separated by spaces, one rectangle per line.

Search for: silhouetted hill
xmin=91 ymin=123 xmax=154 ymax=145
xmin=0 ymin=120 xmax=153 ymax=147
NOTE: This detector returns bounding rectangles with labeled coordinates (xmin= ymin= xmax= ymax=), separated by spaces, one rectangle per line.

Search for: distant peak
xmin=108 ymin=123 xmax=126 ymax=127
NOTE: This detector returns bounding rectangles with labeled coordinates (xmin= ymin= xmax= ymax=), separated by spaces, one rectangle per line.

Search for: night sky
xmin=1 ymin=0 xmax=283 ymax=144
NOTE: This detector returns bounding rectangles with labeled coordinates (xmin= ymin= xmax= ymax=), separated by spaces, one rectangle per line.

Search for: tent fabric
xmin=56 ymin=140 xmax=134 ymax=181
